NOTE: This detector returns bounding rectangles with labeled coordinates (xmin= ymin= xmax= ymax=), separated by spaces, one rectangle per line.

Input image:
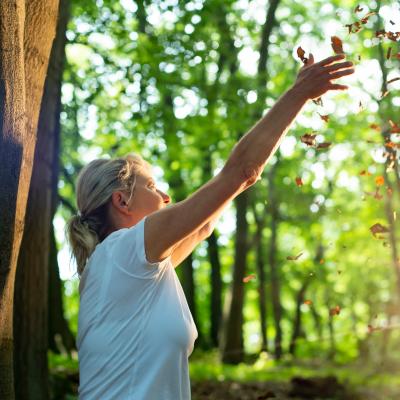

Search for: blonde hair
xmin=66 ymin=153 xmax=150 ymax=277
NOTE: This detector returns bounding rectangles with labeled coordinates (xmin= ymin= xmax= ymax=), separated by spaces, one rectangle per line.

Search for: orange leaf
xmin=243 ymin=273 xmax=256 ymax=283
xmin=331 ymin=36 xmax=344 ymax=54
xmin=375 ymin=176 xmax=384 ymax=186
xmin=329 ymin=306 xmax=341 ymax=316
xmin=304 ymin=300 xmax=313 ymax=306
xmin=370 ymin=223 xmax=389 ymax=239
xmin=316 ymin=142 xmax=332 ymax=150
xmin=295 ymin=177 xmax=303 ymax=187
xmin=318 ymin=113 xmax=329 ymax=122
xmin=300 ymin=133 xmax=316 ymax=146
xmin=389 ymin=120 xmax=400 ymax=133
xmin=296 ymin=46 xmax=308 ymax=65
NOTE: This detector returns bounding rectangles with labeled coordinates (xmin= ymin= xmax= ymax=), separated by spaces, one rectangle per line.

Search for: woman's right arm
xmin=145 ymin=54 xmax=354 ymax=263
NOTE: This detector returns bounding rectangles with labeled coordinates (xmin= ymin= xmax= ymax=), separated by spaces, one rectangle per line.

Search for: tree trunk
xmin=48 ymin=224 xmax=76 ymax=354
xmin=251 ymin=200 xmax=268 ymax=353
xmin=221 ymin=192 xmax=249 ymax=364
xmin=207 ymin=231 xmax=223 ymax=348
xmin=289 ymin=280 xmax=309 ymax=356
xmin=13 ymin=1 xmax=69 ymax=398
xmin=0 ymin=1 xmax=59 ymax=397
xmin=268 ymin=162 xmax=284 ymax=359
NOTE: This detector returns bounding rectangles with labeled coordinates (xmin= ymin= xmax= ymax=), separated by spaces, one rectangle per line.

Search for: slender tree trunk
xmin=221 ymin=192 xmax=249 ymax=363
xmin=207 ymin=231 xmax=223 ymax=348
xmin=289 ymin=280 xmax=309 ymax=356
xmin=0 ymin=1 xmax=59 ymax=397
xmin=251 ymin=200 xmax=268 ymax=353
xmin=268 ymin=162 xmax=284 ymax=359
xmin=48 ymin=224 xmax=76 ymax=354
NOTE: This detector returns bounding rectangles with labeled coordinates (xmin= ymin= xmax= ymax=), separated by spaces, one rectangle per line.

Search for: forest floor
xmin=49 ymin=350 xmax=400 ymax=399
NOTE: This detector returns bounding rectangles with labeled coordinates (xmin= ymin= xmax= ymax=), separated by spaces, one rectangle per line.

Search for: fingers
xmin=318 ymin=54 xmax=346 ymax=67
xmin=328 ymin=84 xmax=349 ymax=91
xmin=329 ymin=68 xmax=355 ymax=80
xmin=325 ymin=61 xmax=353 ymax=73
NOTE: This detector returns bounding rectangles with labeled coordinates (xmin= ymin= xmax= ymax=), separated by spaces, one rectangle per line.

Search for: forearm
xmin=225 ymin=85 xmax=307 ymax=179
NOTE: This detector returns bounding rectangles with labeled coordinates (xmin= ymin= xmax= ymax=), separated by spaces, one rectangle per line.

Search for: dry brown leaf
xmin=316 ymin=142 xmax=332 ymax=149
xmin=318 ymin=113 xmax=330 ymax=122
xmin=295 ymin=177 xmax=303 ymax=187
xmin=387 ymin=77 xmax=400 ymax=84
xmin=370 ymin=223 xmax=389 ymax=239
xmin=296 ymin=46 xmax=308 ymax=65
xmin=331 ymin=36 xmax=344 ymax=54
xmin=329 ymin=306 xmax=341 ymax=316
xmin=300 ymin=133 xmax=317 ymax=146
xmin=286 ymin=252 xmax=303 ymax=261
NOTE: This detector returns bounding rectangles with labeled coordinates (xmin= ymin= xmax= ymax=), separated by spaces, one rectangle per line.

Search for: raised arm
xmin=145 ymin=54 xmax=354 ymax=263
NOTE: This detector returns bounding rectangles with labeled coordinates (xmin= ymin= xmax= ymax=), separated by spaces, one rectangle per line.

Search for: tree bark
xmin=289 ymin=279 xmax=309 ymax=356
xmin=251 ymin=200 xmax=268 ymax=353
xmin=13 ymin=1 xmax=69 ymax=397
xmin=0 ymin=1 xmax=59 ymax=397
xmin=221 ymin=192 xmax=249 ymax=363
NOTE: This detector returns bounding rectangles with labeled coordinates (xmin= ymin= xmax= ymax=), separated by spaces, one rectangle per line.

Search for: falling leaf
xmin=370 ymin=223 xmax=389 ymax=239
xmin=329 ymin=306 xmax=341 ymax=316
xmin=360 ymin=170 xmax=372 ymax=176
xmin=316 ymin=142 xmax=332 ymax=149
xmin=387 ymin=77 xmax=400 ymax=84
xmin=296 ymin=46 xmax=308 ymax=65
xmin=337 ymin=270 xmax=342 ymax=275
xmin=389 ymin=120 xmax=400 ymax=133
xmin=390 ymin=20 xmax=395 ymax=25
xmin=380 ymin=90 xmax=389 ymax=99
xmin=357 ymin=54 xmax=361 ymax=61
xmin=376 ymin=29 xmax=386 ymax=38
xmin=300 ymin=133 xmax=317 ymax=146
xmin=387 ymin=31 xmax=400 ymax=42
xmin=354 ymin=5 xmax=363 ymax=13
xmin=304 ymin=300 xmax=313 ymax=306
xmin=370 ymin=123 xmax=380 ymax=131
xmin=318 ymin=113 xmax=329 ymax=122
xmin=243 ymin=273 xmax=256 ymax=283
xmin=331 ymin=36 xmax=344 ymax=54
xmin=360 ymin=11 xmax=376 ymax=24
xmin=375 ymin=176 xmax=384 ymax=186
xmin=387 ymin=47 xmax=392 ymax=59
xmin=295 ymin=177 xmax=303 ymax=187
xmin=286 ymin=252 xmax=303 ymax=261
xmin=319 ymin=259 xmax=324 ymax=264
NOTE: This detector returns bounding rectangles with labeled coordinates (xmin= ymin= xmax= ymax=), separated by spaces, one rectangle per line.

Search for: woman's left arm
xmin=171 ymin=219 xmax=217 ymax=268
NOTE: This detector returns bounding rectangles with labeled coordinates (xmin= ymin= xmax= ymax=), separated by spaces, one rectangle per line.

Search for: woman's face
xmin=130 ymin=171 xmax=171 ymax=216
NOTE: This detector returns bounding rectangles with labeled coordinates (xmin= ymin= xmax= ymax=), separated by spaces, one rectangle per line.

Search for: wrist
xmin=287 ymin=84 xmax=309 ymax=104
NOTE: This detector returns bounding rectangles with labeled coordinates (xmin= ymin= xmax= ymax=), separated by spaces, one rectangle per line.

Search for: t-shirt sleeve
xmin=111 ymin=216 xmax=171 ymax=279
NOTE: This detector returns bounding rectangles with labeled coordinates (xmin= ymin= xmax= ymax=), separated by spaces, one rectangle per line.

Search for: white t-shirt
xmin=77 ymin=217 xmax=198 ymax=399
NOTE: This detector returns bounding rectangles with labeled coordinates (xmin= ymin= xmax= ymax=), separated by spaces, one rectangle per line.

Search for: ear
xmin=111 ymin=191 xmax=131 ymax=215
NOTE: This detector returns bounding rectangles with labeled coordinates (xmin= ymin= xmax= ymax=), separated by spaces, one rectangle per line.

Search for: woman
xmin=67 ymin=53 xmax=354 ymax=399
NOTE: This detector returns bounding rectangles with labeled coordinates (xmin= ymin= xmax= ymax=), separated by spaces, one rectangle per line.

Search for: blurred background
xmin=17 ymin=0 xmax=400 ymax=398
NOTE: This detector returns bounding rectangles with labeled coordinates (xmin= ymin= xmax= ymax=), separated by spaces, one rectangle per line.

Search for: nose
xmin=158 ymin=190 xmax=171 ymax=204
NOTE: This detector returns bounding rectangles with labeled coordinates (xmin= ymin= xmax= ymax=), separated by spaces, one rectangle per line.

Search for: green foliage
xmin=57 ymin=0 xmax=400 ymax=378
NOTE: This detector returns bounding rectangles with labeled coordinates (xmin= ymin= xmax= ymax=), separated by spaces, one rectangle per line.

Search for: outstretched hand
xmin=293 ymin=53 xmax=354 ymax=100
